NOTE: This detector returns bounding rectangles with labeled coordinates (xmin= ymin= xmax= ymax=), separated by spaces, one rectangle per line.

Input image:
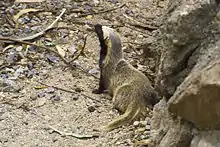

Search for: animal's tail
xmin=101 ymin=103 xmax=141 ymax=132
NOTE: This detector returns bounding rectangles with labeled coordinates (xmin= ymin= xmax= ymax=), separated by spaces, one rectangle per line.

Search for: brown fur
xmin=94 ymin=24 xmax=159 ymax=131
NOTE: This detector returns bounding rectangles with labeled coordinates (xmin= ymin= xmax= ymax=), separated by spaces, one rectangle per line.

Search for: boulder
xmin=191 ymin=131 xmax=220 ymax=147
xmin=168 ymin=58 xmax=220 ymax=129
xmin=150 ymin=99 xmax=192 ymax=147
xmin=155 ymin=0 xmax=219 ymax=99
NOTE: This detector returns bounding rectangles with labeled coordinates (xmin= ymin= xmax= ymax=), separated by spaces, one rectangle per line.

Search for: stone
xmin=149 ymin=99 xmax=192 ymax=147
xmin=145 ymin=117 xmax=151 ymax=125
xmin=168 ymin=58 xmax=220 ymax=129
xmin=87 ymin=105 xmax=96 ymax=112
xmin=155 ymin=0 xmax=219 ymax=99
xmin=139 ymin=120 xmax=147 ymax=127
xmin=145 ymin=125 xmax=151 ymax=131
xmin=133 ymin=121 xmax=140 ymax=127
xmin=191 ymin=131 xmax=220 ymax=147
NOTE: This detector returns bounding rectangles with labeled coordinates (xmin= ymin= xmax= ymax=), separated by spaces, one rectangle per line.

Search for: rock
xmin=87 ymin=105 xmax=96 ymax=112
xmin=38 ymin=92 xmax=46 ymax=98
xmin=75 ymin=87 xmax=83 ymax=93
xmin=150 ymin=99 xmax=192 ymax=147
xmin=146 ymin=125 xmax=151 ymax=131
xmin=155 ymin=0 xmax=219 ymax=99
xmin=148 ymin=0 xmax=220 ymax=146
xmin=50 ymin=94 xmax=60 ymax=101
xmin=139 ymin=121 xmax=147 ymax=127
xmin=168 ymin=58 xmax=220 ymax=129
xmin=45 ymin=87 xmax=55 ymax=93
xmin=88 ymin=68 xmax=99 ymax=74
xmin=144 ymin=130 xmax=151 ymax=135
xmin=158 ymin=120 xmax=192 ymax=147
xmin=72 ymin=95 xmax=79 ymax=101
xmin=145 ymin=117 xmax=151 ymax=125
xmin=135 ymin=128 xmax=146 ymax=134
xmin=191 ymin=131 xmax=220 ymax=147
xmin=133 ymin=121 xmax=140 ymax=127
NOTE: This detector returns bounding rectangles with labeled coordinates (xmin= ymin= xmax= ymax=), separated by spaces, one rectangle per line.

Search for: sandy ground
xmin=0 ymin=0 xmax=167 ymax=146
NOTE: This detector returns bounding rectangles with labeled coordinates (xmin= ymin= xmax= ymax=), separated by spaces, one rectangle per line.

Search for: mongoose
xmin=94 ymin=24 xmax=159 ymax=131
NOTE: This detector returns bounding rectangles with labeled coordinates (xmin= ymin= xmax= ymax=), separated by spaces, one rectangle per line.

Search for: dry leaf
xmin=86 ymin=15 xmax=93 ymax=19
xmin=15 ymin=0 xmax=45 ymax=2
xmin=55 ymin=45 xmax=66 ymax=57
xmin=13 ymin=8 xmax=42 ymax=22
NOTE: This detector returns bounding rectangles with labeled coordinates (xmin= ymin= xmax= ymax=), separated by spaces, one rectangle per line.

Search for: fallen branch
xmin=69 ymin=34 xmax=88 ymax=63
xmin=48 ymin=126 xmax=99 ymax=139
xmin=36 ymin=81 xmax=102 ymax=103
xmin=123 ymin=14 xmax=158 ymax=31
xmin=19 ymin=8 xmax=66 ymax=41
xmin=77 ymin=3 xmax=126 ymax=17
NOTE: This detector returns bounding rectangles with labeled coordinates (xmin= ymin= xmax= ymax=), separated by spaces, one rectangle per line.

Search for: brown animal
xmin=94 ymin=24 xmax=159 ymax=131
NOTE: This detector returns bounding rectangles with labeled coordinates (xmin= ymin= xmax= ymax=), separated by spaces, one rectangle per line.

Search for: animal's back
xmin=109 ymin=59 xmax=157 ymax=113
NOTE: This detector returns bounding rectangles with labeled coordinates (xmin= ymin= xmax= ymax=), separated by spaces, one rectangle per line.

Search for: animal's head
xmin=94 ymin=24 xmax=123 ymax=68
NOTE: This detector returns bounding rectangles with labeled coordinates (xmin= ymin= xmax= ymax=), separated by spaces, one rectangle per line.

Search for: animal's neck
xmin=115 ymin=59 xmax=129 ymax=71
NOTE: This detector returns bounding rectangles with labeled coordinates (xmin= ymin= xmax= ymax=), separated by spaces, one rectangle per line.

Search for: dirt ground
xmin=0 ymin=0 xmax=167 ymax=146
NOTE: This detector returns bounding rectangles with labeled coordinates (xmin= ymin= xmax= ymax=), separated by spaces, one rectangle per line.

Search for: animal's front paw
xmin=92 ymin=88 xmax=103 ymax=94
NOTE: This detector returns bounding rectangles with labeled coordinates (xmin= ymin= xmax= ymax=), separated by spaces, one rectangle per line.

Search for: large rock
xmin=191 ymin=131 xmax=220 ymax=147
xmin=155 ymin=0 xmax=219 ymax=99
xmin=168 ymin=58 xmax=220 ymax=129
xmin=150 ymin=99 xmax=192 ymax=147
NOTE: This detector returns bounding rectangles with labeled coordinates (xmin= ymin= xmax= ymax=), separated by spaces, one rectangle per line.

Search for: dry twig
xmin=77 ymin=3 xmax=126 ymax=17
xmin=36 ymin=81 xmax=102 ymax=103
xmin=69 ymin=34 xmax=88 ymax=63
xmin=123 ymin=14 xmax=158 ymax=31
xmin=48 ymin=126 xmax=99 ymax=139
xmin=19 ymin=8 xmax=66 ymax=41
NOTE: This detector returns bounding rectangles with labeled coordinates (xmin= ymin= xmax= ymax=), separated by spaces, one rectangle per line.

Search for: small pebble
xmin=135 ymin=127 xmax=146 ymax=134
xmin=75 ymin=87 xmax=83 ymax=93
xmin=72 ymin=71 xmax=80 ymax=77
xmin=45 ymin=87 xmax=55 ymax=93
xmin=38 ymin=92 xmax=46 ymax=98
xmin=146 ymin=125 xmax=151 ymax=131
xmin=140 ymin=134 xmax=150 ymax=140
xmin=133 ymin=121 xmax=140 ymax=127
xmin=88 ymin=105 xmax=96 ymax=112
xmin=88 ymin=68 xmax=99 ymax=74
xmin=72 ymin=95 xmax=79 ymax=101
xmin=50 ymin=95 xmax=60 ymax=101
xmin=139 ymin=120 xmax=147 ymax=127
xmin=144 ymin=130 xmax=151 ymax=135
xmin=30 ymin=94 xmax=38 ymax=100
xmin=145 ymin=117 xmax=151 ymax=125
